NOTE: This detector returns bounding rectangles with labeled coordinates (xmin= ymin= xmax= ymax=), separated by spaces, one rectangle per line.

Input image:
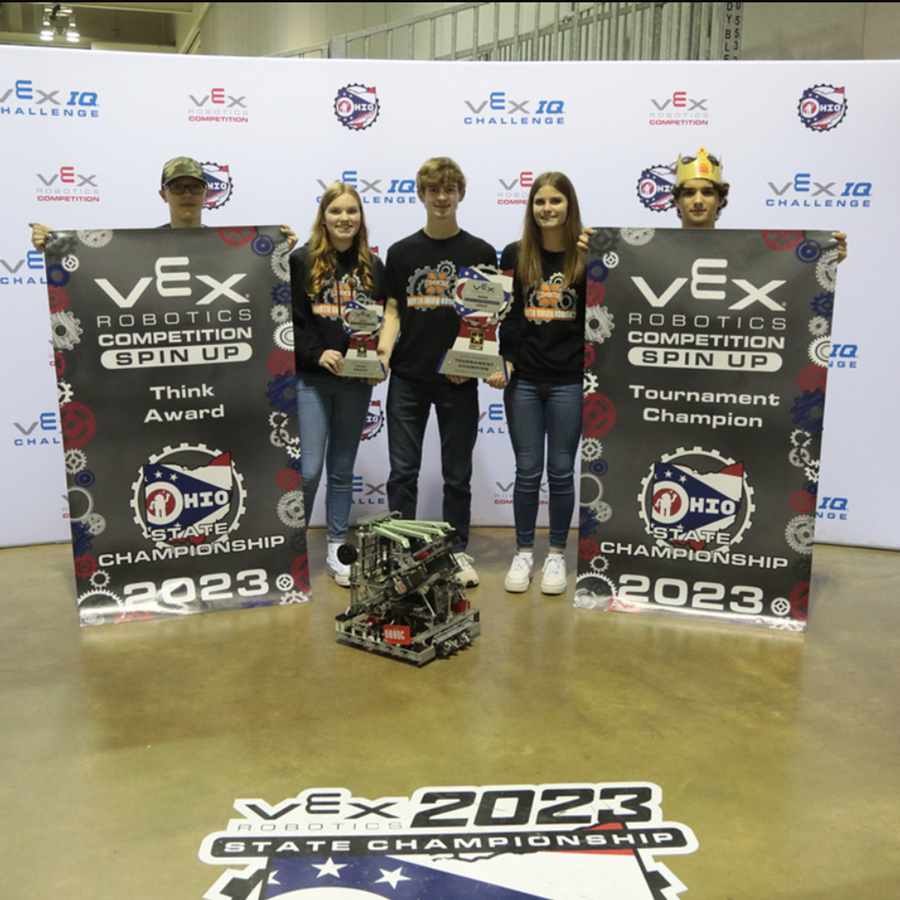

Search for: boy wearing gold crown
xmin=670 ymin=147 xmax=728 ymax=229
xmin=668 ymin=147 xmax=846 ymax=259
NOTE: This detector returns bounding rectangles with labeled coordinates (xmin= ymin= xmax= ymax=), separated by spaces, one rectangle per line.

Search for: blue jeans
xmin=296 ymin=372 xmax=373 ymax=542
xmin=386 ymin=374 xmax=479 ymax=549
xmin=504 ymin=378 xmax=582 ymax=549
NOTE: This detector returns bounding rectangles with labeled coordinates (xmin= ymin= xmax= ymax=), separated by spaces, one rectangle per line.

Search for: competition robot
xmin=334 ymin=512 xmax=481 ymax=665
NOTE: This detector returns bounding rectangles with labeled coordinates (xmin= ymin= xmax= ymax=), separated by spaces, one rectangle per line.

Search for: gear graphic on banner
xmin=619 ymin=227 xmax=655 ymax=247
xmin=51 ymin=310 xmax=83 ymax=350
xmin=582 ymin=437 xmax=603 ymax=461
xmin=77 ymin=229 xmax=113 ymax=248
xmin=273 ymin=321 xmax=294 ymax=351
xmin=815 ymin=250 xmax=838 ymax=291
xmin=277 ymin=491 xmax=306 ymax=529
xmin=64 ymin=448 xmax=87 ymax=473
xmin=251 ymin=233 xmax=276 ymax=256
xmin=269 ymin=304 xmax=290 ymax=325
xmin=583 ymin=392 xmax=616 ymax=438
xmin=785 ymin=515 xmax=815 ymax=554
xmin=585 ymin=305 xmax=614 ymax=343
xmin=266 ymin=371 xmax=297 ymax=413
xmin=271 ymin=242 xmax=291 ymax=280
xmin=574 ymin=573 xmax=618 ymax=609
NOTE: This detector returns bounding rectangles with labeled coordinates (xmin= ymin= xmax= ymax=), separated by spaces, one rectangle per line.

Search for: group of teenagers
xmin=291 ymin=149 xmax=848 ymax=597
xmin=30 ymin=149 xmax=846 ymax=599
xmin=294 ymin=156 xmax=604 ymax=597
xmin=291 ymin=150 xmax=756 ymax=597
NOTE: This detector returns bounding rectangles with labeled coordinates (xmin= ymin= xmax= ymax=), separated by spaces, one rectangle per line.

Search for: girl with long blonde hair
xmin=290 ymin=183 xmax=385 ymax=585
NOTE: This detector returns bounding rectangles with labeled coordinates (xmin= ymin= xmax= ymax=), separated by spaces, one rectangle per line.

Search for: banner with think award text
xmin=46 ymin=226 xmax=310 ymax=625
xmin=578 ymin=228 xmax=838 ymax=630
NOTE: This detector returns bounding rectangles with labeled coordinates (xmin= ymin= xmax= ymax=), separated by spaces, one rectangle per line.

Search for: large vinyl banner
xmin=45 ymin=227 xmax=310 ymax=625
xmin=2 ymin=46 xmax=898 ymax=551
xmin=577 ymin=229 xmax=838 ymax=630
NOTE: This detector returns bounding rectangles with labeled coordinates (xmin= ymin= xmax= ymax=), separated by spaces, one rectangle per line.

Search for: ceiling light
xmin=39 ymin=4 xmax=81 ymax=43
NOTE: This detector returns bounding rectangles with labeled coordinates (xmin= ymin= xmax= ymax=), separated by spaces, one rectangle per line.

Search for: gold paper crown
xmin=675 ymin=147 xmax=722 ymax=184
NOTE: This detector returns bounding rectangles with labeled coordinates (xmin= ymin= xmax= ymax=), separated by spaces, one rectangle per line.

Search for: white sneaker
xmin=504 ymin=552 xmax=534 ymax=592
xmin=453 ymin=552 xmax=480 ymax=587
xmin=540 ymin=555 xmax=567 ymax=595
xmin=326 ymin=541 xmax=351 ymax=587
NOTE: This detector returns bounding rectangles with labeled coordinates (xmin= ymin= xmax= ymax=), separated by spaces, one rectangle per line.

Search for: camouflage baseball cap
xmin=160 ymin=156 xmax=207 ymax=187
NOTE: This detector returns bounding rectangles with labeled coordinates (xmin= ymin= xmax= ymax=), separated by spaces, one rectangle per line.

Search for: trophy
xmin=339 ymin=298 xmax=385 ymax=379
xmin=438 ymin=265 xmax=513 ymax=378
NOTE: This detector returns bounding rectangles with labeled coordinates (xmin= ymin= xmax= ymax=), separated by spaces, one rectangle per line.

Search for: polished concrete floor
xmin=1 ymin=529 xmax=898 ymax=899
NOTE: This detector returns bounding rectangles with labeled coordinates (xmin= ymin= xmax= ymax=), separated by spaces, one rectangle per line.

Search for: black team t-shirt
xmin=385 ymin=229 xmax=497 ymax=387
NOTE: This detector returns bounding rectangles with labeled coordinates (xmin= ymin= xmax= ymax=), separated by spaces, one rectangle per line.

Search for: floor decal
xmin=199 ymin=783 xmax=697 ymax=899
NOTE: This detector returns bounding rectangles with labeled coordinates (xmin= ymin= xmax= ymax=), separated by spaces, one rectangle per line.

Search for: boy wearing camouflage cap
xmin=31 ymin=156 xmax=297 ymax=249
xmin=158 ymin=156 xmax=209 ymax=230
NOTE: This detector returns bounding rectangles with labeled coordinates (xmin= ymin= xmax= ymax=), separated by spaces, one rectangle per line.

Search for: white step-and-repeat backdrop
xmin=1 ymin=46 xmax=895 ymax=549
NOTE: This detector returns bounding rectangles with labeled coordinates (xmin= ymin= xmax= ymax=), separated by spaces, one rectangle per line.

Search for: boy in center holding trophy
xmin=376 ymin=158 xmax=498 ymax=589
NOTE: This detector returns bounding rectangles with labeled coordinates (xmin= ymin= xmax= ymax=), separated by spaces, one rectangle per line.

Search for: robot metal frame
xmin=334 ymin=511 xmax=481 ymax=666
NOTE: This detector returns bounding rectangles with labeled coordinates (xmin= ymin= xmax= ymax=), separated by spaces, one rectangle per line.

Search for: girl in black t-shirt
xmin=290 ymin=183 xmax=385 ymax=586
xmin=493 ymin=172 xmax=586 ymax=595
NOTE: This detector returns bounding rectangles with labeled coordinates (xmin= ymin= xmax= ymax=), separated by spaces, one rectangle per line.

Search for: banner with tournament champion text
xmin=45 ymin=226 xmax=310 ymax=625
xmin=578 ymin=228 xmax=838 ymax=631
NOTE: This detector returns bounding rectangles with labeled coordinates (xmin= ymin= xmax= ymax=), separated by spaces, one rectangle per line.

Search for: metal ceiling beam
xmin=43 ymin=2 xmax=196 ymax=13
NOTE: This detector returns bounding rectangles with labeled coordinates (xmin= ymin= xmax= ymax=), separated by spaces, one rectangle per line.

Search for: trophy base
xmin=339 ymin=354 xmax=386 ymax=379
xmin=438 ymin=349 xmax=507 ymax=379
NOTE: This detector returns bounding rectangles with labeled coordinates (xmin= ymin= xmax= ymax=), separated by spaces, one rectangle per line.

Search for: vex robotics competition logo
xmin=131 ymin=443 xmax=246 ymax=547
xmin=798 ymin=84 xmax=847 ymax=132
xmin=334 ymin=84 xmax=380 ymax=130
xmin=199 ymin=783 xmax=698 ymax=900
xmin=35 ymin=165 xmax=99 ymax=203
xmin=639 ymin=446 xmax=754 ymax=549
xmin=648 ymin=90 xmax=709 ymax=126
xmin=188 ymin=86 xmax=249 ymax=123
xmin=497 ymin=170 xmax=534 ymax=206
